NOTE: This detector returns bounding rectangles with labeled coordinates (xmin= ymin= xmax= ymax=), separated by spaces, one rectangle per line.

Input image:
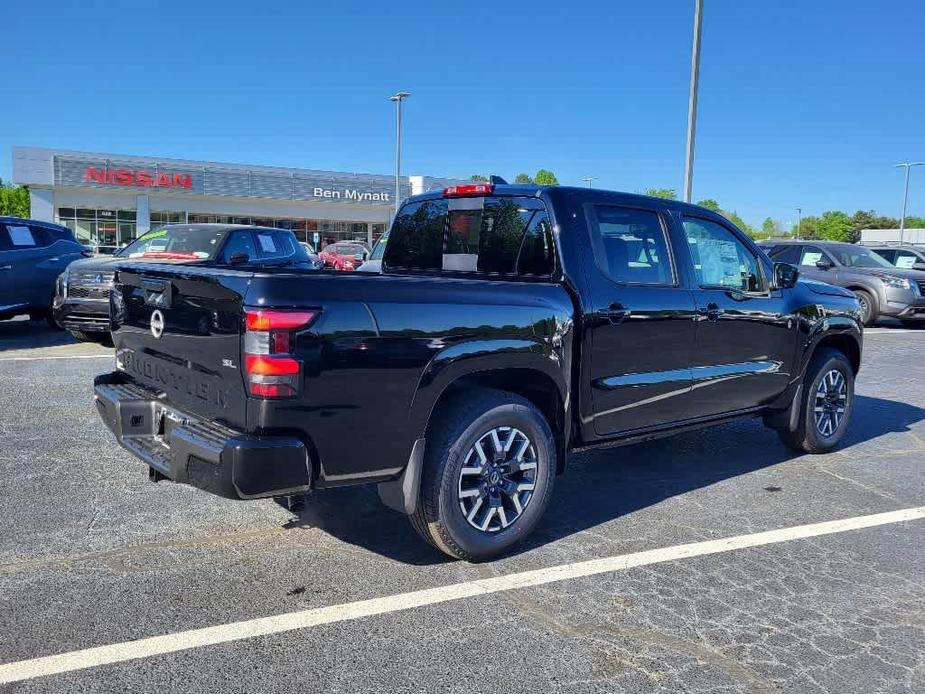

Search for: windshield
xmin=327 ymin=243 xmax=366 ymax=256
xmin=830 ymin=246 xmax=894 ymax=268
xmin=122 ymin=226 xmax=227 ymax=261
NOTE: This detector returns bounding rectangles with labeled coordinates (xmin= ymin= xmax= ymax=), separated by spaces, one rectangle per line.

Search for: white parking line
xmin=866 ymin=328 xmax=925 ymax=335
xmin=2 ymin=505 xmax=924 ymax=684
xmin=0 ymin=354 xmax=112 ymax=362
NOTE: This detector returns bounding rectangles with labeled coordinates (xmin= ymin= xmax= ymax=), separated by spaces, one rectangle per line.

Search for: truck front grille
xmin=71 ymin=270 xmax=115 ymax=285
xmin=69 ymin=286 xmax=110 ymax=300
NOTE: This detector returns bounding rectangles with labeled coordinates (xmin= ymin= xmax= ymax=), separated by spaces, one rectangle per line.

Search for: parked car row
xmin=758 ymin=240 xmax=925 ymax=326
xmin=5 ymin=211 xmax=925 ymax=349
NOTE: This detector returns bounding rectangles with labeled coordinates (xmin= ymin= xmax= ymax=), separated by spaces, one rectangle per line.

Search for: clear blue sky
xmin=3 ymin=0 xmax=923 ymax=227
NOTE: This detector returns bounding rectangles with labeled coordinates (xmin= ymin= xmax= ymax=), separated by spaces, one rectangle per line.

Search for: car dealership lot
xmin=1 ymin=321 xmax=925 ymax=693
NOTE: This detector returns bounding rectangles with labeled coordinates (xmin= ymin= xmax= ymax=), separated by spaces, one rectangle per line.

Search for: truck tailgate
xmin=112 ymin=264 xmax=252 ymax=430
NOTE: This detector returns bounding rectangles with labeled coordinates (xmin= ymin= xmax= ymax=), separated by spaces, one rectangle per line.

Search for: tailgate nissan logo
xmin=150 ymin=309 xmax=165 ymax=339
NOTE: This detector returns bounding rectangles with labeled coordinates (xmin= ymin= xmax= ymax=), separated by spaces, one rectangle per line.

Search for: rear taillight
xmin=244 ymin=309 xmax=317 ymax=398
xmin=443 ymin=183 xmax=494 ymax=197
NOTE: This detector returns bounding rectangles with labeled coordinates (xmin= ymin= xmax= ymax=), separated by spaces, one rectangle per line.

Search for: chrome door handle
xmin=0 ymin=264 xmax=12 ymax=271
xmin=598 ymin=303 xmax=631 ymax=324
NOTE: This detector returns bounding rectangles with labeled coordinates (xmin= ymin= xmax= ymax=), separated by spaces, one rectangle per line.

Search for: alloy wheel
xmin=814 ymin=369 xmax=848 ymax=437
xmin=856 ymin=294 xmax=871 ymax=323
xmin=457 ymin=427 xmax=538 ymax=533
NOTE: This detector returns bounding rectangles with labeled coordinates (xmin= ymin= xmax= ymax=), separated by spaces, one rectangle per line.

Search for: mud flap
xmin=377 ymin=438 xmax=425 ymax=515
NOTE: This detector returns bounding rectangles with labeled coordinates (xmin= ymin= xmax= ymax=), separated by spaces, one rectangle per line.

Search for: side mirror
xmin=815 ymin=259 xmax=834 ymax=270
xmin=775 ymin=262 xmax=800 ymax=289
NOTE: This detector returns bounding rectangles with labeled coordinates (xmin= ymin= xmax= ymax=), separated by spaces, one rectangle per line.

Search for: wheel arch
xmin=804 ymin=327 xmax=862 ymax=376
xmin=412 ymin=357 xmax=570 ymax=475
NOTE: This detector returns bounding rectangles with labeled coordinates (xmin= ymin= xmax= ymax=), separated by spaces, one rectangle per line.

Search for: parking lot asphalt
xmin=1 ymin=319 xmax=925 ymax=693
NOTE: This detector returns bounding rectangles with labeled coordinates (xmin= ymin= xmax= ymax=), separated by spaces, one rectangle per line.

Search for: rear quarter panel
xmin=245 ymin=272 xmax=574 ymax=486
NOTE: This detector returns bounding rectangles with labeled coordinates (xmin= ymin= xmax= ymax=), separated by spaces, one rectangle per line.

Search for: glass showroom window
xmin=150 ymin=211 xmax=187 ymax=228
xmin=58 ymin=207 xmax=137 ymax=249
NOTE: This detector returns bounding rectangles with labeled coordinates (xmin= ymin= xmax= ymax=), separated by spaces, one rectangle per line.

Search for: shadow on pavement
xmin=281 ymin=394 xmax=925 ymax=565
xmin=0 ymin=317 xmax=77 ymax=352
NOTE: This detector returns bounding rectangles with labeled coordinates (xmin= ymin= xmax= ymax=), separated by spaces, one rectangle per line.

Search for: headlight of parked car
xmin=881 ymin=275 xmax=912 ymax=290
xmin=56 ymin=271 xmax=68 ymax=298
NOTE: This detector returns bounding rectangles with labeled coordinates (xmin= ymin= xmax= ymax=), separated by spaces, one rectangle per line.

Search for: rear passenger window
xmin=589 ymin=206 xmax=674 ymax=285
xmin=384 ymin=196 xmax=555 ymax=277
xmin=6 ymin=225 xmax=38 ymax=248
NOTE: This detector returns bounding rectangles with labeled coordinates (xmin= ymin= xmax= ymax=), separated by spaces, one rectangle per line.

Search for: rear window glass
xmin=122 ymin=226 xmax=227 ymax=261
xmin=383 ymin=196 xmax=555 ymax=277
xmin=325 ymin=243 xmax=368 ymax=258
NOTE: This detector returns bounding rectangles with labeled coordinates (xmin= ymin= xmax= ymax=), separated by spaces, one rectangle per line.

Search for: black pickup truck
xmin=94 ymin=184 xmax=862 ymax=560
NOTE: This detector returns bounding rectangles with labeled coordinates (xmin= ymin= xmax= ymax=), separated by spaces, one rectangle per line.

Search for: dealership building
xmin=12 ymin=146 xmax=462 ymax=251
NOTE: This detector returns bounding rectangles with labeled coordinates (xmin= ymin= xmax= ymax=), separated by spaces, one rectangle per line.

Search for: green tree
xmin=534 ymin=169 xmax=559 ymax=186
xmin=793 ymin=215 xmax=820 ymax=238
xmin=903 ymin=215 xmax=925 ymax=228
xmin=695 ymin=198 xmax=721 ymax=212
xmin=644 ymin=188 xmax=677 ymax=200
xmin=0 ymin=179 xmax=30 ymax=218
xmin=468 ymin=174 xmax=489 ymax=182
xmin=513 ymin=173 xmax=534 ymax=184
xmin=761 ymin=217 xmax=777 ymax=236
xmin=726 ymin=211 xmax=753 ymax=235
xmin=817 ymin=210 xmax=855 ymax=242
xmin=850 ymin=209 xmax=877 ymax=233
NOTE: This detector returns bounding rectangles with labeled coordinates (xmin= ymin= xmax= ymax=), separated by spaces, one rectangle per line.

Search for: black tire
xmin=777 ymin=347 xmax=854 ymax=454
xmin=852 ymin=289 xmax=878 ymax=327
xmin=69 ymin=330 xmax=112 ymax=346
xmin=68 ymin=330 xmax=93 ymax=342
xmin=411 ymin=388 xmax=556 ymax=562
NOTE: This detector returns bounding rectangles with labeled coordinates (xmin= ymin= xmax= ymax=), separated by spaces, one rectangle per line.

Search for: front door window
xmin=681 ymin=217 xmax=765 ymax=293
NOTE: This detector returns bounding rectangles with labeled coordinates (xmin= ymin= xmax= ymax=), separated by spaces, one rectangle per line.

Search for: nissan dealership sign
xmin=55 ymin=156 xmax=402 ymax=205
xmin=84 ymin=166 xmax=193 ymax=189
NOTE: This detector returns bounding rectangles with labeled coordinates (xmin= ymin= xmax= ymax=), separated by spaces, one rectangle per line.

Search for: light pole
xmin=581 ymin=176 xmax=596 ymax=189
xmin=795 ymin=207 xmax=802 ymax=238
xmin=682 ymin=0 xmax=704 ymax=203
xmin=895 ymin=162 xmax=924 ymax=246
xmin=389 ymin=91 xmax=411 ymax=218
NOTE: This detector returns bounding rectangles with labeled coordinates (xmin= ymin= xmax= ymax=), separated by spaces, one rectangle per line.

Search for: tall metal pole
xmin=895 ymin=162 xmax=924 ymax=245
xmin=581 ymin=176 xmax=595 ymax=189
xmin=683 ymin=0 xmax=704 ymax=203
xmin=389 ymin=91 xmax=411 ymax=219
xmin=796 ymin=208 xmax=802 ymax=238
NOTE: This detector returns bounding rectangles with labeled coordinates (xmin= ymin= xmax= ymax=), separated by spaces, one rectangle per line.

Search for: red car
xmin=319 ymin=242 xmax=369 ymax=271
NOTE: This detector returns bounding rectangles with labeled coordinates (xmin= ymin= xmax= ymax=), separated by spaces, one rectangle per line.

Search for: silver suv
xmin=759 ymin=240 xmax=925 ymax=326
